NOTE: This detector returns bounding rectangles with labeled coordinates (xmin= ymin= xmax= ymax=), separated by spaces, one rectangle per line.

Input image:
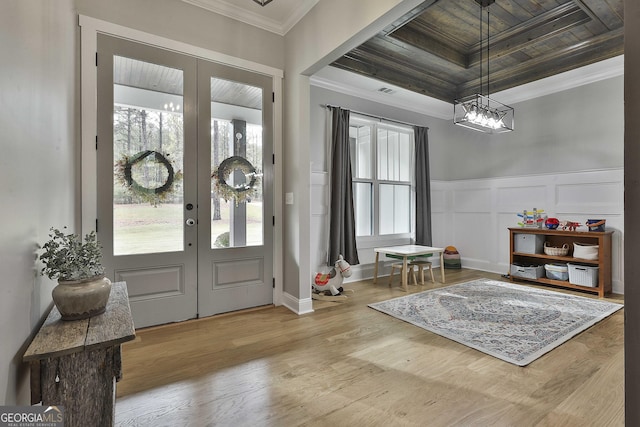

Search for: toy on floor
xmin=444 ymin=246 xmax=461 ymax=269
xmin=312 ymin=255 xmax=354 ymax=302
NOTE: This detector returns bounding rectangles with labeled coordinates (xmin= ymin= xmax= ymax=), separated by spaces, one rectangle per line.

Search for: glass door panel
xmin=209 ymin=77 xmax=264 ymax=249
xmin=112 ymin=56 xmax=185 ymax=256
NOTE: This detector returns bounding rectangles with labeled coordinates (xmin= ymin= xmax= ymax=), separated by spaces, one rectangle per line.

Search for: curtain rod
xmin=323 ymin=104 xmax=429 ymax=130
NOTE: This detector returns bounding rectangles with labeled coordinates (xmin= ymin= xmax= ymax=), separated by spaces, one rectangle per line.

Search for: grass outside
xmin=114 ymin=201 xmax=263 ymax=255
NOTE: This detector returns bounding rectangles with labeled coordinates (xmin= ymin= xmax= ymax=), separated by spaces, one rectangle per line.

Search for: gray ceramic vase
xmin=52 ymin=276 xmax=112 ymax=320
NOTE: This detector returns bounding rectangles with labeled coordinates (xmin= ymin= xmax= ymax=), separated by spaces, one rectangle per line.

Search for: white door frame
xmin=79 ymin=15 xmax=284 ymax=308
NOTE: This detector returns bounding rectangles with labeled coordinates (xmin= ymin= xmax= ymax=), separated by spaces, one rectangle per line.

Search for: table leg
xmin=402 ymin=256 xmax=409 ymax=292
xmin=373 ymin=252 xmax=379 ymax=284
xmin=440 ymin=251 xmax=446 ymax=283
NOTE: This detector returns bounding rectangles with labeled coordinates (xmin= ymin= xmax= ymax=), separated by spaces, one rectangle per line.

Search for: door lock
xmin=186 ymin=218 xmax=196 ymax=226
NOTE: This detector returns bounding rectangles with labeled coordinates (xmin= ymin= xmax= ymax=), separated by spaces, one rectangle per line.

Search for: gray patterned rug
xmin=368 ymin=279 xmax=623 ymax=366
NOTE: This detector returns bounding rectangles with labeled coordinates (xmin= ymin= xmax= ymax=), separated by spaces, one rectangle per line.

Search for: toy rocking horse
xmin=312 ymin=255 xmax=354 ymax=302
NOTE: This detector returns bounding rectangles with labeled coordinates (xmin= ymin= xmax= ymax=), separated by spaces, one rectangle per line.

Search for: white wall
xmin=0 ymin=0 xmax=77 ymax=405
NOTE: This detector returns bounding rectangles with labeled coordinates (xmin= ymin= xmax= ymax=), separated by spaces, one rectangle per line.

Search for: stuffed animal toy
xmin=312 ymin=255 xmax=353 ymax=301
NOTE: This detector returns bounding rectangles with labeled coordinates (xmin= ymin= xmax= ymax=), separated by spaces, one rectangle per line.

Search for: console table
xmin=23 ymin=281 xmax=135 ymax=427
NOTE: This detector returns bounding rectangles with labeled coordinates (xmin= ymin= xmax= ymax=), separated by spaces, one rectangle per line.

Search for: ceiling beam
xmin=456 ymin=27 xmax=624 ymax=99
xmin=331 ymin=51 xmax=456 ymax=102
xmin=387 ymin=24 xmax=467 ymax=68
xmin=468 ymin=3 xmax=590 ymax=67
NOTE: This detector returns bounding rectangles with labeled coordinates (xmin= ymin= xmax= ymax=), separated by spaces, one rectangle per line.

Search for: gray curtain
xmin=415 ymin=126 xmax=432 ymax=246
xmin=328 ymin=106 xmax=360 ymax=265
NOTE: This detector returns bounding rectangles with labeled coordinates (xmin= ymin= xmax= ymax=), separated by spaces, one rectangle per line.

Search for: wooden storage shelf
xmin=508 ymin=227 xmax=613 ymax=297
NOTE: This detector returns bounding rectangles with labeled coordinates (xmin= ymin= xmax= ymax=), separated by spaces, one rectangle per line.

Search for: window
xmin=349 ymin=115 xmax=414 ymax=241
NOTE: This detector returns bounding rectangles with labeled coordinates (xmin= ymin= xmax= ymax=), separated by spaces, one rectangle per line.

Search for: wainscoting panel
xmin=496 ymin=185 xmax=547 ymax=210
xmin=432 ymin=168 xmax=624 ymax=293
xmin=453 ymin=188 xmax=492 ymax=212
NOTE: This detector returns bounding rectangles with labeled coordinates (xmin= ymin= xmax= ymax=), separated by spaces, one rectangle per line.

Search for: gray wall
xmin=0 ymin=0 xmax=77 ymax=405
xmin=438 ymin=76 xmax=624 ymax=180
xmin=311 ymin=75 xmax=623 ymax=180
xmin=75 ymin=0 xmax=285 ymax=70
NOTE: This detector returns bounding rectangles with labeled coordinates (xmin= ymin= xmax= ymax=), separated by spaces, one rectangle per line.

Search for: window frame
xmin=349 ymin=114 xmax=415 ymax=248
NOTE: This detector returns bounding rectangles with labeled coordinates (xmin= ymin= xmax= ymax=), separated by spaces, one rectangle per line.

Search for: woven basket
xmin=544 ymin=242 xmax=569 ymax=256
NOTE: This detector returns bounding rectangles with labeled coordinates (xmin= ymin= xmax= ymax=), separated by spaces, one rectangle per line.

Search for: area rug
xmin=368 ymin=279 xmax=623 ymax=366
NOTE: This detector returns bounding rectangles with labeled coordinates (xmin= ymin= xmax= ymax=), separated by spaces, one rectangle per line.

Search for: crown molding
xmin=181 ymin=0 xmax=318 ymax=36
xmin=494 ymin=55 xmax=624 ymax=105
xmin=310 ymin=68 xmax=452 ymax=120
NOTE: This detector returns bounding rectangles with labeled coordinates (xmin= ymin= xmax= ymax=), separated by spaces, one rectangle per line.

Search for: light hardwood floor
xmin=115 ymin=269 xmax=624 ymax=426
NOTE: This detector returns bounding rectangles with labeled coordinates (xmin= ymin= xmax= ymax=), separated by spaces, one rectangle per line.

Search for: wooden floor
xmin=115 ymin=269 xmax=624 ymax=426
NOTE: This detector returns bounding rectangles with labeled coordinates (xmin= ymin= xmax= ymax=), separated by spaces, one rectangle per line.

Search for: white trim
xmin=282 ymin=292 xmax=314 ymax=315
xmin=494 ymin=55 xmax=624 ymax=105
xmin=80 ymin=16 xmax=98 ymax=235
xmin=272 ymin=75 xmax=284 ymax=306
xmin=79 ymin=14 xmax=284 ymax=309
xmin=310 ymin=69 xmax=452 ymax=120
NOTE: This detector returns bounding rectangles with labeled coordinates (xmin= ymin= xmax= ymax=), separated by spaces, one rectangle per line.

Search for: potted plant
xmin=39 ymin=227 xmax=112 ymax=320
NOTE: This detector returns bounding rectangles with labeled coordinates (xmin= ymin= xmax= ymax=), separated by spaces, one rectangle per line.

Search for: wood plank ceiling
xmin=331 ymin=0 xmax=624 ymax=103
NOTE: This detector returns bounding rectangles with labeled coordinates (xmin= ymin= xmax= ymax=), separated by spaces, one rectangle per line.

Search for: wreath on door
xmin=115 ymin=150 xmax=182 ymax=205
xmin=212 ymin=156 xmax=260 ymax=206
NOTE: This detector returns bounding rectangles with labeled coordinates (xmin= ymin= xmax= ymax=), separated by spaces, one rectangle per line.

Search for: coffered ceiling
xmin=330 ymin=0 xmax=624 ymax=104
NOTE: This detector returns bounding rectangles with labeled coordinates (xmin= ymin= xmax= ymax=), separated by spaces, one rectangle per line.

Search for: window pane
xmin=349 ymin=124 xmax=372 ymax=179
xmin=210 ymin=78 xmax=263 ymax=249
xmin=353 ymin=182 xmax=373 ymax=236
xmin=399 ymin=132 xmax=411 ymax=181
xmin=379 ymin=184 xmax=411 ymax=235
xmin=377 ymin=127 xmax=412 ymax=182
xmin=112 ymin=56 xmax=184 ymax=256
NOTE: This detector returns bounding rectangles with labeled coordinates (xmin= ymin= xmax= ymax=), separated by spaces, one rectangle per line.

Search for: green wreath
xmin=212 ymin=156 xmax=260 ymax=205
xmin=115 ymin=150 xmax=182 ymax=205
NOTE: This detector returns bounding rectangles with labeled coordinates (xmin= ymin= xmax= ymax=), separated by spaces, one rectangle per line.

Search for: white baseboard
xmin=282 ymin=291 xmax=314 ymax=315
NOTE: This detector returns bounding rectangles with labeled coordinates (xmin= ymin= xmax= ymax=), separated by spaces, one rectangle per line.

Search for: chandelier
xmin=252 ymin=0 xmax=273 ymax=6
xmin=454 ymin=0 xmax=514 ymax=133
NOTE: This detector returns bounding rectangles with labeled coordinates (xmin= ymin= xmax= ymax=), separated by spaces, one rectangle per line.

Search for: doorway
xmin=96 ymin=34 xmax=274 ymax=328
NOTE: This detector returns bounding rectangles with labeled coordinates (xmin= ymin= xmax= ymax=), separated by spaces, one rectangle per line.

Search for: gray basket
xmin=510 ymin=263 xmax=545 ymax=279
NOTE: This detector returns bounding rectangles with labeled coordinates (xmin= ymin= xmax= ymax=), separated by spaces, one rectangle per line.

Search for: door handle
xmin=186 ymin=218 xmax=196 ymax=227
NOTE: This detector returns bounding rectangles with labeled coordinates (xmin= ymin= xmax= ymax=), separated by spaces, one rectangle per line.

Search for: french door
xmin=96 ymin=34 xmax=273 ymax=328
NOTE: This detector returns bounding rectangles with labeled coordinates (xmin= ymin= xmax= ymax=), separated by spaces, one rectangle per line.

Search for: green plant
xmin=39 ymin=227 xmax=105 ymax=281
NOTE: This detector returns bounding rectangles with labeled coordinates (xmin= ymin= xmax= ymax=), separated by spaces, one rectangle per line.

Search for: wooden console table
xmin=23 ymin=281 xmax=135 ymax=427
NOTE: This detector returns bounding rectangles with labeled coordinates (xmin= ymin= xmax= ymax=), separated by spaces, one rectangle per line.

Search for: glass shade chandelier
xmin=252 ymin=0 xmax=273 ymax=6
xmin=454 ymin=0 xmax=514 ymax=133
